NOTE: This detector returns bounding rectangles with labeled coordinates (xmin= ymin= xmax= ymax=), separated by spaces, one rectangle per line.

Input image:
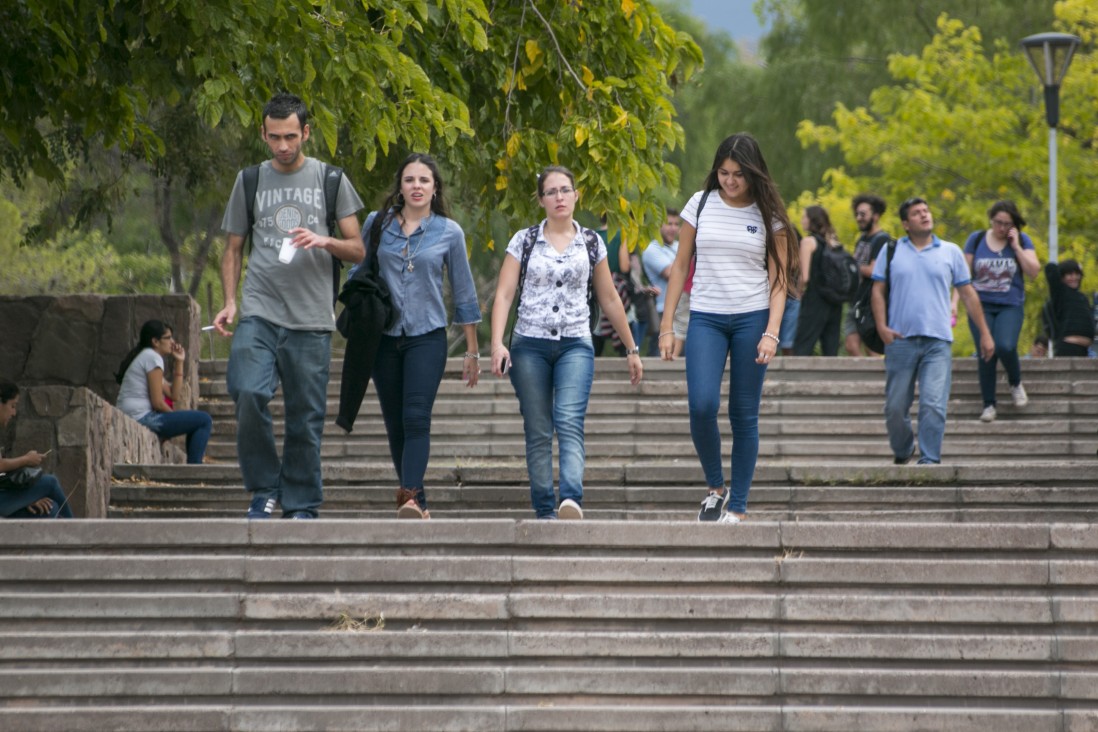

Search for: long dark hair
xmin=378 ymin=153 xmax=451 ymax=224
xmin=804 ymin=205 xmax=836 ymax=241
xmin=115 ymin=320 xmax=171 ymax=384
xmin=702 ymin=133 xmax=798 ymax=295
xmin=0 ymin=377 xmax=18 ymax=405
xmin=988 ymin=200 xmax=1026 ymax=229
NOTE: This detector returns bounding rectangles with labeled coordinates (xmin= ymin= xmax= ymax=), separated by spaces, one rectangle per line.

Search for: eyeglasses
xmin=990 ymin=218 xmax=1014 ymax=228
xmin=541 ymin=186 xmax=575 ymax=198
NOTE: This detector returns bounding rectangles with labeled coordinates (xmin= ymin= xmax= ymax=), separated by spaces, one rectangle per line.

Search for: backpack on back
xmin=242 ymin=162 xmax=345 ymax=304
xmin=813 ymin=235 xmax=859 ymax=305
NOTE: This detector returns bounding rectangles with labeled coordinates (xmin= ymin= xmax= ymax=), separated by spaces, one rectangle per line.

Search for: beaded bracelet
xmin=761 ymin=332 xmax=780 ymax=343
xmin=464 ymin=352 xmax=480 ymax=360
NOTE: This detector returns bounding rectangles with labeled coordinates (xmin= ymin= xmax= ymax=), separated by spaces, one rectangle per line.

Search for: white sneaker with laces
xmin=717 ymin=512 xmax=742 ymax=524
xmin=980 ymin=405 xmax=997 ymax=423
xmin=1011 ymin=384 xmax=1028 ymax=407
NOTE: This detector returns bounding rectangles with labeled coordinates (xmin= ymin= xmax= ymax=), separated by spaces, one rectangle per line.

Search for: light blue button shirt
xmin=349 ymin=210 xmax=481 ymax=337
xmin=872 ymin=234 xmax=970 ymax=342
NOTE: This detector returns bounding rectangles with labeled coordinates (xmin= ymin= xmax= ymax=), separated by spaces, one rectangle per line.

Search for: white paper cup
xmin=278 ymin=237 xmax=296 ymax=264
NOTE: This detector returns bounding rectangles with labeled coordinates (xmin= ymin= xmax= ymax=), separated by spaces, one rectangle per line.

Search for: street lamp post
xmin=1020 ymin=32 xmax=1080 ymax=266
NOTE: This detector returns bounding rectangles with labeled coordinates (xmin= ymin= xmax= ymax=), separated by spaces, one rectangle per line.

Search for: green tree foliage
xmin=797 ymin=4 xmax=1098 ymax=355
xmin=1 ymin=0 xmax=702 ymax=260
xmin=730 ymin=0 xmax=1057 ymax=198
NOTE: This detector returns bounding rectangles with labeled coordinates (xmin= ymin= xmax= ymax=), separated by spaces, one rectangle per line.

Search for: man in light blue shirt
xmin=642 ymin=207 xmax=680 ymax=355
xmin=870 ymin=197 xmax=994 ymax=465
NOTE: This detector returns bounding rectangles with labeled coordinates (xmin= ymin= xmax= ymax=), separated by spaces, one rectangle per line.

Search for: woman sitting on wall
xmin=116 ymin=319 xmax=212 ymax=464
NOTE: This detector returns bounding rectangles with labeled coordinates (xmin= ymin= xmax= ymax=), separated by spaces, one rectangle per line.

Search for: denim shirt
xmin=349 ymin=210 xmax=481 ymax=337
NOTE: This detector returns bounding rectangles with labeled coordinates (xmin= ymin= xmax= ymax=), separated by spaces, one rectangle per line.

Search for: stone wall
xmin=1 ymin=386 xmax=184 ymax=518
xmin=0 ymin=294 xmax=201 ymax=409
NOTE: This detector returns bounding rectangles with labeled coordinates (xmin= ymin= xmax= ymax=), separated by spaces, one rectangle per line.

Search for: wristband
xmin=463 ymin=352 xmax=480 ymax=360
xmin=658 ymin=331 xmax=674 ymax=339
xmin=761 ymin=332 xmax=780 ymax=343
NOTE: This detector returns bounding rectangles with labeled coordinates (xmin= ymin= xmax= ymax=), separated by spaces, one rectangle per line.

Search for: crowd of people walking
xmin=5 ymin=93 xmax=1093 ymax=525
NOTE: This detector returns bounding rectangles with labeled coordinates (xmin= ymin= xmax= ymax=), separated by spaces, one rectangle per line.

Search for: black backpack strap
xmin=582 ymin=227 xmax=600 ymax=304
xmin=509 ymin=224 xmax=541 ymax=347
xmin=242 ymin=164 xmax=261 ymax=253
xmin=322 ymin=163 xmax=345 ymax=305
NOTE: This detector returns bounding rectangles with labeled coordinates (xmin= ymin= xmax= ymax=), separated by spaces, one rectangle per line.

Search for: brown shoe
xmin=396 ymin=488 xmax=428 ymax=519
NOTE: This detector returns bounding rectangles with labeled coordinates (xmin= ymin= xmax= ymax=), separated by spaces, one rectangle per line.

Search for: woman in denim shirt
xmin=489 ymin=166 xmax=643 ymax=520
xmin=352 ymin=153 xmax=481 ymax=519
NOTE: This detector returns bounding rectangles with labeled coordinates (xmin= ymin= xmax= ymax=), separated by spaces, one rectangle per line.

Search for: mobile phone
xmin=501 ymin=358 xmax=511 ymax=375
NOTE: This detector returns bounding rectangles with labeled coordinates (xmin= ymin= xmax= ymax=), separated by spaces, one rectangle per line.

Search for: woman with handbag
xmin=658 ymin=133 xmax=798 ymax=524
xmin=489 ymin=165 xmax=643 ymax=520
xmin=0 ymin=378 xmax=72 ymax=518
xmin=347 ymin=153 xmax=481 ymax=519
xmin=116 ymin=319 xmax=213 ymax=464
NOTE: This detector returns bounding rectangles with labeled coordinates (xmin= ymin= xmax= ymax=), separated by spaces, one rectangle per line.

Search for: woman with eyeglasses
xmin=657 ymin=133 xmax=798 ymax=524
xmin=116 ymin=319 xmax=213 ymax=464
xmin=963 ymin=201 xmax=1040 ymax=423
xmin=490 ymin=165 xmax=642 ymax=520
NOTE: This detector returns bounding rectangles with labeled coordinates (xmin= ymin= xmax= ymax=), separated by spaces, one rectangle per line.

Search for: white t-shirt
xmin=116 ymin=349 xmax=164 ymax=421
xmin=681 ymin=190 xmax=782 ymax=315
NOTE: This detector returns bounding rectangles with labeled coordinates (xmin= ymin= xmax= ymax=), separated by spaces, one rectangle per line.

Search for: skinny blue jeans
xmin=227 ymin=316 xmax=330 ymax=517
xmin=883 ymin=336 xmax=952 ymax=464
xmin=685 ymin=309 xmax=770 ymax=515
xmin=371 ymin=328 xmax=448 ymax=510
xmin=967 ymin=302 xmax=1023 ymax=407
xmin=139 ymin=410 xmax=213 ymax=464
xmin=508 ymin=334 xmax=595 ymax=518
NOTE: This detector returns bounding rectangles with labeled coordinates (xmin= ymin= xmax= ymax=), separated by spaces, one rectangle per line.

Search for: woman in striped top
xmin=658 ymin=133 xmax=798 ymax=524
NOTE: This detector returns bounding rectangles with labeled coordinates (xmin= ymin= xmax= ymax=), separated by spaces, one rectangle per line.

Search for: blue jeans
xmin=227 ymin=316 xmax=331 ymax=517
xmin=139 ymin=410 xmax=213 ymax=464
xmin=884 ymin=336 xmax=952 ymax=464
xmin=685 ymin=309 xmax=770 ymax=515
xmin=1 ymin=474 xmax=73 ymax=518
xmin=372 ymin=328 xmax=448 ymax=509
xmin=967 ymin=302 xmax=1023 ymax=407
xmin=509 ymin=334 xmax=595 ymax=518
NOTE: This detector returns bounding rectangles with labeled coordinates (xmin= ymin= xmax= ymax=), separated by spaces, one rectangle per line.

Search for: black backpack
xmin=242 ymin=162 xmax=345 ymax=304
xmin=852 ymin=238 xmax=896 ymax=354
xmin=510 ymin=224 xmax=601 ymax=345
xmin=813 ymin=235 xmax=859 ymax=305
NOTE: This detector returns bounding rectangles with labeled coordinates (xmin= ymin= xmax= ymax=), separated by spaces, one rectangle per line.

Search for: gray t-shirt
xmin=222 ymin=157 xmax=364 ymax=330
xmin=116 ymin=348 xmax=163 ymax=421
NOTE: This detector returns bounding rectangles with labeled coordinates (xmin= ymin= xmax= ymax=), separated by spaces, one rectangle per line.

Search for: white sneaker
xmin=717 ymin=512 xmax=742 ymax=524
xmin=1011 ymin=384 xmax=1029 ymax=407
xmin=558 ymin=499 xmax=584 ymax=520
xmin=980 ymin=405 xmax=997 ymax=423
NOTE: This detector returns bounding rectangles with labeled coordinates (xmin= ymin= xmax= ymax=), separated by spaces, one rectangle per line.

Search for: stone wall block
xmin=28 ymin=387 xmax=72 ymax=418
xmin=57 ymin=407 xmax=89 ymax=448
xmin=0 ymin=298 xmax=44 ymax=376
xmin=25 ymin=309 xmax=99 ymax=385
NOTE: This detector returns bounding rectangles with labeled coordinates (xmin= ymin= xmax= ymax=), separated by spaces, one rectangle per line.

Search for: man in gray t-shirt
xmin=214 ymin=93 xmax=365 ymax=519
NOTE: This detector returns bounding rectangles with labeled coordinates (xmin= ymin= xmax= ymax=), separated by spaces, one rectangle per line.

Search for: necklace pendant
xmin=407 ymin=261 xmax=415 ymax=272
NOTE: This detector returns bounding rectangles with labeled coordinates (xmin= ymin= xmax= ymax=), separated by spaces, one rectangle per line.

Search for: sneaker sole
xmin=397 ymin=501 xmax=426 ymax=519
xmin=558 ymin=503 xmax=583 ymax=520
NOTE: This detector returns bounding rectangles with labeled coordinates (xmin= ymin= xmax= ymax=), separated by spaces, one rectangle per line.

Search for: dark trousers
xmin=793 ymin=290 xmax=842 ymax=356
xmin=372 ymin=328 xmax=448 ymax=508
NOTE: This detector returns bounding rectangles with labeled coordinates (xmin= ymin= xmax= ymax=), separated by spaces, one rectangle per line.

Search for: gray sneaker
xmin=698 ymin=490 xmax=728 ymax=522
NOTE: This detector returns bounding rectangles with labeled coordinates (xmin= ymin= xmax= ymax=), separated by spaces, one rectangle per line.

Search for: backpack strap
xmin=581 ymin=227 xmax=600 ymax=306
xmin=509 ymin=224 xmax=541 ymax=347
xmin=242 ymin=164 xmax=261 ymax=253
xmin=322 ymin=164 xmax=345 ymax=305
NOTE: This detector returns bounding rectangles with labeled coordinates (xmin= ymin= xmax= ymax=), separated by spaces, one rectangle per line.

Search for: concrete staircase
xmin=3 ymin=356 xmax=1097 ymax=731
xmin=110 ymin=356 xmax=1098 ymax=522
xmin=3 ymin=518 xmax=1098 ymax=731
